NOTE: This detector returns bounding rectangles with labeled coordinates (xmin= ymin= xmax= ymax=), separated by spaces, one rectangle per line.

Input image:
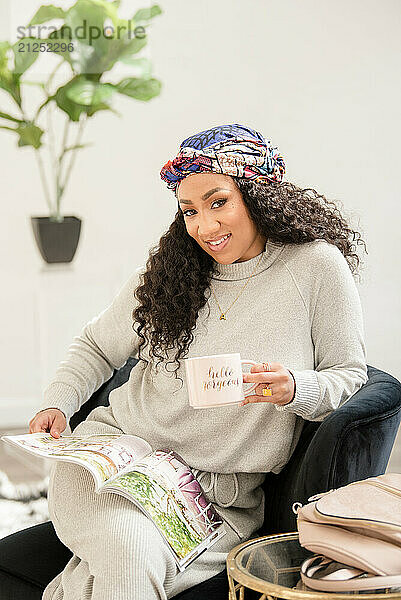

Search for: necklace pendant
xmin=219 ymin=313 xmax=227 ymax=321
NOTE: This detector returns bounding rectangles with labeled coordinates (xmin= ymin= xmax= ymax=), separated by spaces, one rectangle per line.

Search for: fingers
xmin=53 ymin=412 xmax=67 ymax=437
xmin=50 ymin=415 xmax=65 ymax=438
xmin=241 ymin=365 xmax=294 ymax=407
xmin=240 ymin=395 xmax=275 ymax=406
xmin=29 ymin=414 xmax=49 ymax=434
xmin=244 ymin=362 xmax=284 ymax=383
xmin=249 ymin=362 xmax=280 ymax=373
xmin=240 ymin=387 xmax=276 ymax=404
xmin=28 ymin=409 xmax=66 ymax=438
xmin=243 ymin=371 xmax=274 ymax=384
xmin=242 ymin=364 xmax=275 ymax=405
xmin=240 ymin=393 xmax=290 ymax=407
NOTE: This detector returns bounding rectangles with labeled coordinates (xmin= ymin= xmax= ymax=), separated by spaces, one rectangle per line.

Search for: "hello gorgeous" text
xmin=201 ymin=365 xmax=240 ymax=392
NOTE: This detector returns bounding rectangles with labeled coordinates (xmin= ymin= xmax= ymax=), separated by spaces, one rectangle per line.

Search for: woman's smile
xmin=205 ymin=233 xmax=232 ymax=252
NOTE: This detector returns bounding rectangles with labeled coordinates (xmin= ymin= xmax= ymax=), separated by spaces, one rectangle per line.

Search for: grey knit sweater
xmin=38 ymin=239 xmax=368 ymax=539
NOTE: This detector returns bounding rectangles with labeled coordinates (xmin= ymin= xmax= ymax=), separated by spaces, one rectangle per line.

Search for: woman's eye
xmin=183 ymin=198 xmax=226 ymax=217
xmin=212 ymin=198 xmax=226 ymax=209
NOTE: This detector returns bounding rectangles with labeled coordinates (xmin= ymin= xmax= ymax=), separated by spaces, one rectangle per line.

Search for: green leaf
xmin=66 ymin=79 xmax=115 ymax=105
xmin=116 ymin=77 xmax=161 ymax=101
xmin=12 ymin=38 xmax=39 ymax=75
xmin=54 ymin=79 xmax=88 ymax=121
xmin=63 ymin=1 xmax=149 ymax=74
xmin=119 ymin=56 xmax=152 ymax=78
xmin=0 ymin=76 xmax=22 ymax=107
xmin=15 ymin=122 xmax=44 ymax=148
xmin=0 ymin=41 xmax=10 ymax=71
xmin=0 ymin=75 xmax=22 ymax=107
xmin=40 ymin=1 xmax=155 ymax=75
xmin=0 ymin=42 xmax=22 ymax=106
xmin=132 ymin=5 xmax=162 ymax=22
xmin=54 ymin=77 xmax=113 ymax=120
xmin=117 ymin=35 xmax=147 ymax=60
xmin=63 ymin=0 xmax=109 ymax=72
xmin=86 ymin=103 xmax=120 ymax=117
xmin=66 ymin=0 xmax=108 ymax=47
xmin=47 ymin=24 xmax=73 ymax=42
xmin=29 ymin=5 xmax=66 ymax=26
xmin=47 ymin=26 xmax=82 ymax=67
xmin=91 ymin=0 xmax=119 ymax=25
xmin=89 ymin=34 xmax=147 ymax=73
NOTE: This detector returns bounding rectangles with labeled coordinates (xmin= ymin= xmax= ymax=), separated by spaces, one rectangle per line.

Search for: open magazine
xmin=1 ymin=432 xmax=226 ymax=571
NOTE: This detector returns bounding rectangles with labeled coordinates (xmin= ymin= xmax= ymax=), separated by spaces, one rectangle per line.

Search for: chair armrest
xmin=261 ymin=364 xmax=401 ymax=535
xmin=70 ymin=357 xmax=138 ymax=431
xmin=306 ymin=364 xmax=401 ymax=489
xmin=323 ymin=364 xmax=401 ymax=428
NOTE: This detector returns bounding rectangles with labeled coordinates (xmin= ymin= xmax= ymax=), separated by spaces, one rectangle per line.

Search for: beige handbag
xmin=294 ymin=473 xmax=401 ymax=592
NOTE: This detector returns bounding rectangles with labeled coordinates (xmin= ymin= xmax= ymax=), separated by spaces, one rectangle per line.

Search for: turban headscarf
xmin=160 ymin=123 xmax=285 ymax=193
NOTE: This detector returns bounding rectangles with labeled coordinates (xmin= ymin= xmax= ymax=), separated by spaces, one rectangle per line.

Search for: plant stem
xmin=58 ymin=117 xmax=70 ymax=184
xmin=18 ymin=103 xmax=55 ymax=218
xmin=37 ymin=60 xmax=63 ymax=210
xmin=47 ymin=101 xmax=58 ymax=202
xmin=62 ymin=115 xmax=70 ymax=148
xmin=0 ymin=111 xmax=23 ymax=123
xmin=34 ymin=97 xmax=52 ymax=121
xmin=57 ymin=115 xmax=87 ymax=218
xmin=35 ymin=150 xmax=53 ymax=216
xmin=55 ymin=118 xmax=70 ymax=218
xmin=46 ymin=61 xmax=63 ymax=94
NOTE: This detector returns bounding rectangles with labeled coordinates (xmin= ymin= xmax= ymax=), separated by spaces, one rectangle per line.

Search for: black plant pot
xmin=31 ymin=216 xmax=82 ymax=264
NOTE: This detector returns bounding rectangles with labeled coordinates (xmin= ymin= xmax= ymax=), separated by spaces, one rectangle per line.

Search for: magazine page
xmin=99 ymin=450 xmax=226 ymax=571
xmin=1 ymin=433 xmax=153 ymax=490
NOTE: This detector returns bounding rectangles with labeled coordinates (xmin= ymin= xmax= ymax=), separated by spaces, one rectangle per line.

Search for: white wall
xmin=0 ymin=0 xmax=400 ymax=427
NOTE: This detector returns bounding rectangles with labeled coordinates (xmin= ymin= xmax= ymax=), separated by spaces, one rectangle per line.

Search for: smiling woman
xmin=35 ymin=123 xmax=369 ymax=600
xmin=177 ymin=173 xmax=267 ymax=263
xmin=139 ymin=123 xmax=367 ymax=385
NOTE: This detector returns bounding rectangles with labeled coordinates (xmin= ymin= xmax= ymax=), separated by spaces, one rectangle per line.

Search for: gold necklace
xmin=209 ymin=252 xmax=264 ymax=321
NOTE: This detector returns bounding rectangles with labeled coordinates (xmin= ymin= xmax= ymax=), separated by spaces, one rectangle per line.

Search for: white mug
xmin=184 ymin=353 xmax=259 ymax=409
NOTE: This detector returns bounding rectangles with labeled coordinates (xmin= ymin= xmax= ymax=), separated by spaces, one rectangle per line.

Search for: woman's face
xmin=177 ymin=173 xmax=267 ymax=264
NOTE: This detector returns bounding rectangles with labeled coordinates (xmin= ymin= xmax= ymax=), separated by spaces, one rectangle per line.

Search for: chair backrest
xmin=70 ymin=357 xmax=138 ymax=431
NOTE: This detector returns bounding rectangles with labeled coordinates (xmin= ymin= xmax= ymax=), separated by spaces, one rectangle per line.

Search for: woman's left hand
xmin=241 ymin=362 xmax=295 ymax=407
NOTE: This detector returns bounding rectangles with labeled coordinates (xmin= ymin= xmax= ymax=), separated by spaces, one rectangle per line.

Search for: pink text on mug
xmin=184 ymin=353 xmax=259 ymax=409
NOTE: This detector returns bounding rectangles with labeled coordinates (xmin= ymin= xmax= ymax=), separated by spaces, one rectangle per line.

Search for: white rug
xmin=0 ymin=497 xmax=50 ymax=539
xmin=0 ymin=469 xmax=50 ymax=539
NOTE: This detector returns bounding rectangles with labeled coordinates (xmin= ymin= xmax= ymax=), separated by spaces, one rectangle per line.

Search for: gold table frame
xmin=226 ymin=532 xmax=401 ymax=600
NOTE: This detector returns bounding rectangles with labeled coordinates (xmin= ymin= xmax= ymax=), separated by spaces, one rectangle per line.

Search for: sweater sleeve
xmin=275 ymin=244 xmax=368 ymax=421
xmin=36 ymin=267 xmax=144 ymax=421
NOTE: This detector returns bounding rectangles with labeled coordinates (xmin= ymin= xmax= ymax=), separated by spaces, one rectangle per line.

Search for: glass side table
xmin=226 ymin=532 xmax=401 ymax=599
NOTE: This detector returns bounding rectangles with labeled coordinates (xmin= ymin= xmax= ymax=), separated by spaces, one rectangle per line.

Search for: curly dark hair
xmin=132 ymin=177 xmax=367 ymax=388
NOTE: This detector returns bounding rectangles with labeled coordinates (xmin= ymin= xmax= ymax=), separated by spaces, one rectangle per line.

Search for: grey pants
xmin=42 ymin=422 xmax=243 ymax=599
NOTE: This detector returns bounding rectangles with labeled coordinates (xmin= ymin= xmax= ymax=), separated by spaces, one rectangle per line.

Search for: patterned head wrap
xmin=160 ymin=123 xmax=285 ymax=193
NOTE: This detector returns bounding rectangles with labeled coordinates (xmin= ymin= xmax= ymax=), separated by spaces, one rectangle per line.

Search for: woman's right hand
xmin=29 ymin=408 xmax=67 ymax=438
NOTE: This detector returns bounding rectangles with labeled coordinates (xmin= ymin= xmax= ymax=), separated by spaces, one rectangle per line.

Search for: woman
xmin=29 ymin=123 xmax=368 ymax=599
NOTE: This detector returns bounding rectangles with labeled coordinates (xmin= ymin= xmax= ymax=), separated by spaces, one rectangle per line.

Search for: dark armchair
xmin=0 ymin=360 xmax=400 ymax=600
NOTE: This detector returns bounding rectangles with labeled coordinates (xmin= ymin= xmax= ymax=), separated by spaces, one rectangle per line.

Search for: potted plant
xmin=0 ymin=0 xmax=162 ymax=263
